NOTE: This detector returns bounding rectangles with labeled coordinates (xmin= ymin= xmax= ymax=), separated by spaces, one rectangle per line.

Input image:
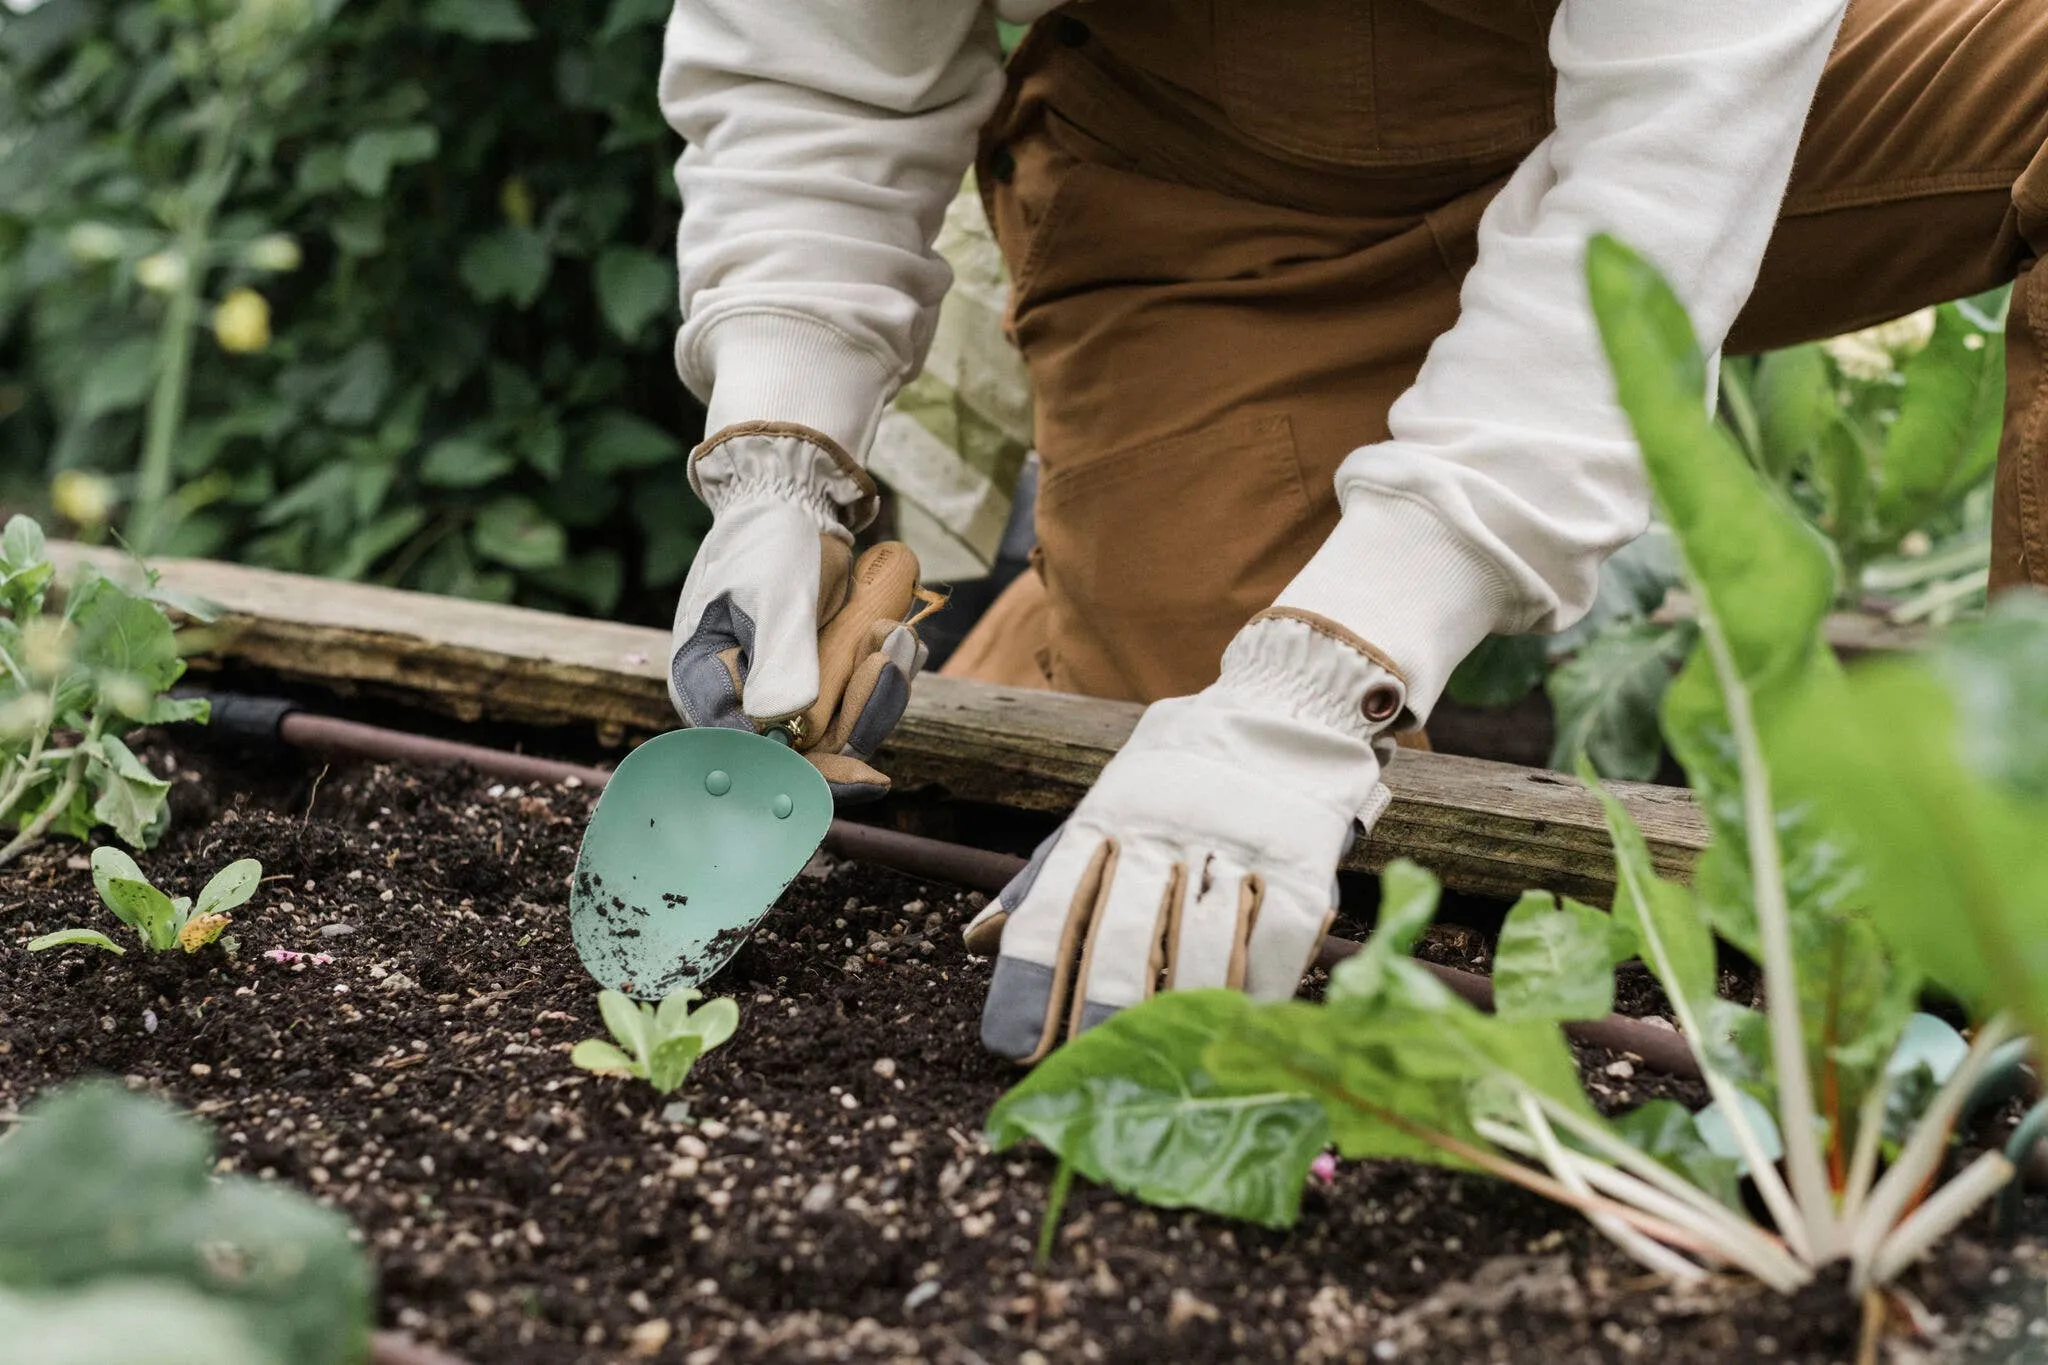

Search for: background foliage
xmin=0 ymin=0 xmax=707 ymax=620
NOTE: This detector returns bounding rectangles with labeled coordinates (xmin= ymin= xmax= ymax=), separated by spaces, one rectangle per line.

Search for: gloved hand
xmin=964 ymin=610 xmax=1410 ymax=1063
xmin=668 ymin=422 xmax=942 ymax=803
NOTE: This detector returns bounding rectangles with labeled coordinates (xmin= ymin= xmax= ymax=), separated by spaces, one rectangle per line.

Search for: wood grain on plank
xmin=51 ymin=544 xmax=1707 ymax=903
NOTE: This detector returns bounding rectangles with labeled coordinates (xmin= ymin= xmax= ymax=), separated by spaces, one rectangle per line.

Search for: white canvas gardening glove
xmin=964 ymin=611 xmax=1412 ymax=1063
xmin=669 ymin=422 xmax=941 ymax=803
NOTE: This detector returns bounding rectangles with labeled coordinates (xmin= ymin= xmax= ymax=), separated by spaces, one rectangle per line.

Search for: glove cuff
xmin=1215 ymin=611 xmax=1413 ymax=747
xmin=690 ymin=422 xmax=881 ymax=534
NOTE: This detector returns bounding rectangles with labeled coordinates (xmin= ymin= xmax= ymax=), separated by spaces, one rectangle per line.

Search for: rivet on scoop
xmin=772 ymin=794 xmax=794 ymax=819
xmin=705 ymin=770 xmax=732 ymax=796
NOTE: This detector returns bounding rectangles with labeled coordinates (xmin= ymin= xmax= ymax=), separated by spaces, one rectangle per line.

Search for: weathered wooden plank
xmin=51 ymin=543 xmax=1707 ymax=903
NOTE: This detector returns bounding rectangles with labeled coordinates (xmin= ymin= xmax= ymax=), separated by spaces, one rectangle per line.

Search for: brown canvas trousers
xmin=942 ymin=0 xmax=2048 ymax=704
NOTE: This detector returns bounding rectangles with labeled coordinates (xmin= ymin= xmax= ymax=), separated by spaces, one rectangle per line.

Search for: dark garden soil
xmin=2 ymin=736 xmax=2045 ymax=1365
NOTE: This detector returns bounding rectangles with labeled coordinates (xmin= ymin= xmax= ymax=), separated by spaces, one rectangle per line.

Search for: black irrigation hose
xmin=183 ymin=691 xmax=1708 ymax=1078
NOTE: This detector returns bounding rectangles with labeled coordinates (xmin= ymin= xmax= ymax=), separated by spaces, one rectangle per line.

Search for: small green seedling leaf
xmin=677 ymin=996 xmax=740 ymax=1052
xmin=26 ymin=929 xmax=126 ymax=956
xmin=575 ymin=987 xmax=739 ymax=1096
xmin=597 ymin=989 xmax=653 ymax=1062
xmin=196 ymin=859 xmax=263 ymax=916
xmin=652 ymin=987 xmax=704 ymax=1037
xmin=645 ymin=1034 xmax=706 ymax=1094
xmin=104 ymin=877 xmax=180 ymax=950
xmin=569 ymin=1039 xmax=638 ymax=1077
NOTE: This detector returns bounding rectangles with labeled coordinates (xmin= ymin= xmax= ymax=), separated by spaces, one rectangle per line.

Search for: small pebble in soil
xmin=321 ymin=923 xmax=356 ymax=937
xmin=903 ymin=1280 xmax=942 ymax=1311
xmin=873 ymin=1057 xmax=897 ymax=1079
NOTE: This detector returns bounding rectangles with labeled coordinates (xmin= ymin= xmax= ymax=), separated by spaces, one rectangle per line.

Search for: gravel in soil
xmin=1 ymin=739 xmax=2044 ymax=1365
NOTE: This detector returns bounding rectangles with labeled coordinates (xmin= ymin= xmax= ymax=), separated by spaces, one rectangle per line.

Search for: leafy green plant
xmin=0 ymin=514 xmax=208 ymax=866
xmin=1721 ymin=296 xmax=2007 ymax=609
xmin=989 ymin=239 xmax=2042 ymax=1315
xmin=571 ymin=987 xmax=739 ymax=1095
xmin=28 ymin=847 xmax=259 ymax=956
xmin=0 ymin=1080 xmax=373 ymax=1365
xmin=1451 ymin=290 xmax=2007 ymax=781
xmin=0 ymin=0 xmax=706 ymax=618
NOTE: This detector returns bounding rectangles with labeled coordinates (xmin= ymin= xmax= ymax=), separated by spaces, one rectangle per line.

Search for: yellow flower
xmin=213 ymin=288 xmax=272 ymax=354
xmin=135 ymin=250 xmax=189 ymax=294
xmin=51 ymin=469 xmax=116 ymax=527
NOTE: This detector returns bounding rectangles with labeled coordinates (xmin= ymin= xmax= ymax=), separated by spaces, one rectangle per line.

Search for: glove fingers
xmin=1162 ymin=852 xmax=1258 ymax=992
xmin=963 ymin=827 xmax=1063 ymax=956
xmin=1071 ymin=842 xmax=1180 ymax=1036
xmin=802 ymin=542 xmax=920 ymax=740
xmin=822 ymin=652 xmax=911 ymax=761
xmin=980 ymin=831 xmax=1113 ymax=1064
xmin=806 ymin=751 xmax=890 ymax=805
xmin=1243 ymin=877 xmax=1338 ymax=1000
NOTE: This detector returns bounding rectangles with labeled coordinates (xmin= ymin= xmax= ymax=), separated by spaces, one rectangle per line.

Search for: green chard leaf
xmin=987 ymin=991 xmax=1329 ymax=1230
xmin=1493 ymin=890 xmax=1625 ymax=1022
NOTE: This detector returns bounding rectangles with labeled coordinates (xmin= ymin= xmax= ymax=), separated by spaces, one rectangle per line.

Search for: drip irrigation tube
xmin=187 ymin=692 xmax=1704 ymax=1082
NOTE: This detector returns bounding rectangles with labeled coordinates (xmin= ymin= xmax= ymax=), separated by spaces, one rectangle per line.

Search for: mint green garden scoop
xmin=570 ymin=727 xmax=831 ymax=1000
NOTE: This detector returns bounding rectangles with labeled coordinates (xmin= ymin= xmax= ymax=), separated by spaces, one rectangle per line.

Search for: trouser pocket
xmin=1035 ymin=414 xmax=1320 ymax=701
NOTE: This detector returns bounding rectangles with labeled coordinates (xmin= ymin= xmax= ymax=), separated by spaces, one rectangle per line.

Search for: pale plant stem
xmin=1839 ymin=1068 xmax=1896 ymax=1229
xmin=0 ymin=750 xmax=85 ymax=868
xmin=1862 ymin=1151 xmax=2015 ymax=1290
xmin=1692 ymin=596 xmax=1836 ymax=1258
xmin=1288 ymin=1069 xmax=1719 ymax=1257
xmin=134 ymin=110 xmax=238 ymax=553
xmin=0 ymin=712 xmax=52 ymax=831
xmin=1510 ymin=1097 xmax=1709 ymax=1284
xmin=1535 ymin=1097 xmax=1784 ymax=1240
xmin=1595 ymin=784 xmax=1810 ymax=1260
xmin=1485 ymin=1116 xmax=1809 ymax=1292
xmin=1849 ymin=1014 xmax=2017 ymax=1282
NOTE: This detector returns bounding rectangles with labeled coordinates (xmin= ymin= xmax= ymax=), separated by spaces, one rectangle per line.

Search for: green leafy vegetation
xmin=0 ymin=514 xmax=208 ymax=867
xmin=1453 ymin=292 xmax=2007 ymax=782
xmin=0 ymin=0 xmax=704 ymax=617
xmin=986 ymin=238 xmax=2045 ymax=1307
xmin=571 ymin=987 xmax=740 ymax=1095
xmin=28 ymin=848 xmax=260 ymax=956
xmin=0 ymin=1080 xmax=373 ymax=1365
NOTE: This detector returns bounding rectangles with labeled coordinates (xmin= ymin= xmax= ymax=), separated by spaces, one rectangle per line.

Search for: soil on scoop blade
xmin=0 ymin=738 xmax=2042 ymax=1365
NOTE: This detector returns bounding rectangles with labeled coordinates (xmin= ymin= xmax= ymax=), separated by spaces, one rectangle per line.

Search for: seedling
xmin=28 ymin=848 xmax=260 ymax=956
xmin=0 ymin=515 xmax=212 ymax=867
xmin=571 ymin=988 xmax=739 ymax=1095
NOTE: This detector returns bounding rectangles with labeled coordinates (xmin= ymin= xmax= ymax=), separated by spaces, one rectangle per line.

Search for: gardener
xmin=660 ymin=0 xmax=2048 ymax=1064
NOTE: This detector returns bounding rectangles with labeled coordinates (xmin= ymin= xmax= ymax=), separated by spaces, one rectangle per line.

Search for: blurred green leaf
xmin=75 ymin=336 xmax=157 ymax=420
xmin=340 ymin=124 xmax=438 ymax=196
xmin=471 ymin=496 xmax=565 ymax=571
xmin=419 ymin=435 xmax=514 ymax=488
xmin=593 ymin=247 xmax=675 ymax=342
xmin=582 ymin=409 xmax=681 ymax=475
xmin=459 ymin=226 xmax=553 ymax=309
xmin=422 ymin=0 xmax=537 ymax=42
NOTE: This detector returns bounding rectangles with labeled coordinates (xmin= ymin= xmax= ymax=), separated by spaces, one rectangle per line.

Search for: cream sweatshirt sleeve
xmin=659 ymin=0 xmax=1011 ymax=459
xmin=1277 ymin=0 xmax=1849 ymax=714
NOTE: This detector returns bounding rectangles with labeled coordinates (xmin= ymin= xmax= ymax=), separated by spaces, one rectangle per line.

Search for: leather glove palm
xmin=965 ymin=612 xmax=1408 ymax=1063
xmin=668 ymin=423 xmax=940 ymax=803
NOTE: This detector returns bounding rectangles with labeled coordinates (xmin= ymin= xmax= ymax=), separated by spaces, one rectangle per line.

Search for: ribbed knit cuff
xmin=1272 ymin=493 xmax=1518 ymax=720
xmin=692 ymin=312 xmax=900 ymax=461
